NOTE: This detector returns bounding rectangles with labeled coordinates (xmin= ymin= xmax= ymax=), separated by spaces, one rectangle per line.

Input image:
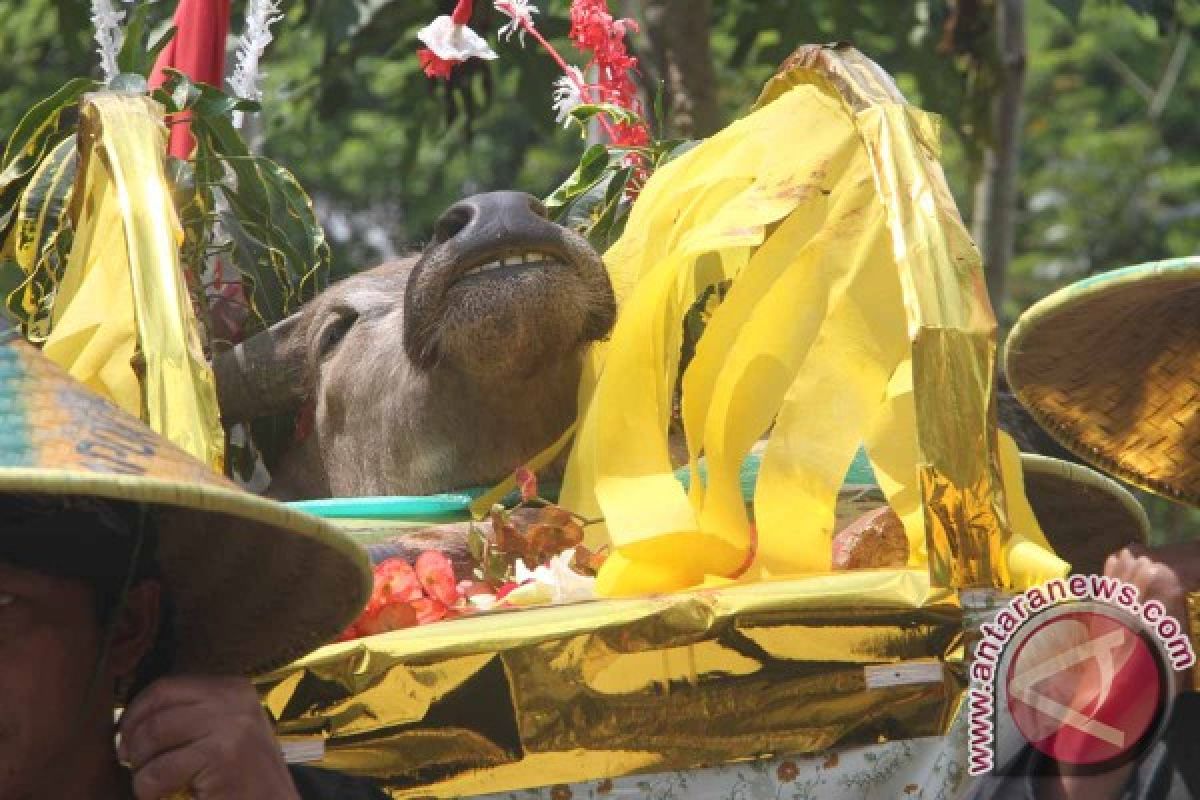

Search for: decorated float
xmin=0 ymin=1 xmax=1166 ymax=798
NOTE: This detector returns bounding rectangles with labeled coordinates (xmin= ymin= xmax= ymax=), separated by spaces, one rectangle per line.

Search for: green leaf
xmin=11 ymin=136 xmax=77 ymax=275
xmin=116 ymin=2 xmax=150 ymax=76
xmin=117 ymin=2 xmax=175 ymax=79
xmin=561 ymin=172 xmax=615 ymax=233
xmin=467 ymin=524 xmax=486 ymax=563
xmin=0 ymin=77 xmax=95 ymax=193
xmin=145 ymin=25 xmax=178 ymax=72
xmin=568 ymin=103 xmax=640 ymax=129
xmin=1048 ymin=0 xmax=1085 ymax=24
xmin=545 ymin=143 xmax=611 ymax=217
xmin=590 ymin=165 xmax=633 ymax=249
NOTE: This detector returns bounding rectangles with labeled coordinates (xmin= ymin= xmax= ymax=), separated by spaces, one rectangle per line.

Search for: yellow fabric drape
xmin=561 ymin=47 xmax=1055 ymax=596
xmin=41 ymin=93 xmax=224 ymax=471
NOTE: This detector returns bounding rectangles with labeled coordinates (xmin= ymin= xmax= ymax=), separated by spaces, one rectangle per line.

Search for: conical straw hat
xmin=1005 ymin=257 xmax=1200 ymax=506
xmin=0 ymin=322 xmax=371 ymax=675
xmin=1021 ymin=453 xmax=1150 ymax=576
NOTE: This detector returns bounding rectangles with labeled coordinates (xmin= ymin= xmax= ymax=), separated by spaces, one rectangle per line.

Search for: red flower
xmin=371 ymin=558 xmax=424 ymax=610
xmin=410 ymin=597 xmax=449 ymax=625
xmin=777 ymin=760 xmax=799 ymax=783
xmin=418 ymin=48 xmax=459 ymax=80
xmin=568 ymin=0 xmax=642 ymax=111
xmin=515 ymin=466 xmax=539 ymax=502
xmin=415 ymin=550 xmax=460 ymax=606
xmin=358 ymin=602 xmax=418 ymax=635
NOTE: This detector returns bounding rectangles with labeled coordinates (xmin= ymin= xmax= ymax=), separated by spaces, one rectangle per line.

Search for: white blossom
xmin=495 ymin=0 xmax=539 ymax=46
xmin=508 ymin=548 xmax=596 ymax=606
xmin=552 ymin=67 xmax=586 ymax=128
xmin=417 ymin=15 xmax=497 ymax=63
xmin=229 ymin=0 xmax=284 ymax=129
xmin=90 ymin=0 xmax=126 ymax=83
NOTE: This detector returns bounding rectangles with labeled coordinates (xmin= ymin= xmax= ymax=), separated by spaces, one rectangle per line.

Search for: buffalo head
xmin=213 ymin=191 xmax=617 ymax=499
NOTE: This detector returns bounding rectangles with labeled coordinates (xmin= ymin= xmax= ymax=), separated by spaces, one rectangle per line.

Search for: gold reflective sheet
xmin=42 ymin=92 xmax=224 ymax=471
xmin=261 ymin=570 xmax=964 ymax=798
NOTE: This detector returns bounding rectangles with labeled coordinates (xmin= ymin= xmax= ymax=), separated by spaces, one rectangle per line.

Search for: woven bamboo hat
xmin=1005 ymin=257 xmax=1200 ymax=506
xmin=1021 ymin=453 xmax=1150 ymax=575
xmin=0 ymin=322 xmax=371 ymax=675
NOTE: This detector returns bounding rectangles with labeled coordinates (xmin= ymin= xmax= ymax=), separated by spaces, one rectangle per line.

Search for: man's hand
xmin=1106 ymin=542 xmax=1198 ymax=657
xmin=117 ymin=675 xmax=300 ymax=800
xmin=1047 ymin=541 xmax=1200 ymax=800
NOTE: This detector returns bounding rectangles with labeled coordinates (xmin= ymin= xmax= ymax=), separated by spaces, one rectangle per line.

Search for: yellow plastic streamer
xmin=41 ymin=93 xmax=224 ymax=471
xmin=561 ymin=45 xmax=1046 ymax=595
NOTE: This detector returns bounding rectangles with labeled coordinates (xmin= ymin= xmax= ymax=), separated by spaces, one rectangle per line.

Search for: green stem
xmin=505 ymin=8 xmax=622 ymax=143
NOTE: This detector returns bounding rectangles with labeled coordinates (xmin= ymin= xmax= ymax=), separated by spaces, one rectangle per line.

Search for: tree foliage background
xmin=1 ymin=0 xmax=1197 ymax=537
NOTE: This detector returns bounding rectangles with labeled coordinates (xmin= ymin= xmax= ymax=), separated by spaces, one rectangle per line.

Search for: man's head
xmin=0 ymin=495 xmax=166 ymax=798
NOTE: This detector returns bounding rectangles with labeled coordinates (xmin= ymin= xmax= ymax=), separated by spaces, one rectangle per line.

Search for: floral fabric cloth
xmin=472 ymin=711 xmax=969 ymax=800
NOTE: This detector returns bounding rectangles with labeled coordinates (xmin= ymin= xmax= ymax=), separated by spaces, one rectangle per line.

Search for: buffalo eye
xmin=317 ymin=308 xmax=358 ymax=359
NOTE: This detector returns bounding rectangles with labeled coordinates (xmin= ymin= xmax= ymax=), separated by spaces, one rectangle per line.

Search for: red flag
xmin=149 ymin=0 xmax=232 ymax=159
xmin=149 ymin=0 xmax=248 ymax=345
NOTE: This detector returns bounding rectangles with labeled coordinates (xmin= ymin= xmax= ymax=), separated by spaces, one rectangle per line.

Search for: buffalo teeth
xmin=465 ymin=259 xmax=503 ymax=276
xmin=463 ymin=253 xmax=555 ymax=277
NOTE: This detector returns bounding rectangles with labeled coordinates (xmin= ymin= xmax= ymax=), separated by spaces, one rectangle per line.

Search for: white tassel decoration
xmin=229 ymin=0 xmax=284 ymax=129
xmin=90 ymin=0 xmax=126 ymax=83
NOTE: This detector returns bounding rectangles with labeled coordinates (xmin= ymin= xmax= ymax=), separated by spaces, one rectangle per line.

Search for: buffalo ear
xmin=212 ymin=314 xmax=310 ymax=422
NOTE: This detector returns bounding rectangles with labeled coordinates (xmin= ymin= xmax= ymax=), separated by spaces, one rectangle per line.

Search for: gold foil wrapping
xmin=260 ymin=570 xmax=965 ymax=798
xmin=43 ymin=92 xmax=225 ymax=471
xmin=760 ymin=46 xmax=1009 ymax=590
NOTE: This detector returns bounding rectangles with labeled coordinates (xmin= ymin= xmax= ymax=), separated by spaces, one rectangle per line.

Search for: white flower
xmin=509 ymin=548 xmax=596 ymax=606
xmin=552 ymin=67 xmax=586 ymax=128
xmin=495 ymin=0 xmax=539 ymax=45
xmin=417 ymin=15 xmax=498 ymax=62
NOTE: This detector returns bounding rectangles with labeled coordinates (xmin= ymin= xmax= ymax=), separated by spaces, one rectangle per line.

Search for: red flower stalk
xmin=451 ymin=0 xmax=475 ymax=25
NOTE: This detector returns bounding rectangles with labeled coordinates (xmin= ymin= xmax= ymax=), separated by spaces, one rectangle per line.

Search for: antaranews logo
xmin=967 ymin=575 xmax=1196 ymax=776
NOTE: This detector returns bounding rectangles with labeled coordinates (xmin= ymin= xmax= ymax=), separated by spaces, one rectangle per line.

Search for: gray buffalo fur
xmin=213 ymin=192 xmax=617 ymax=500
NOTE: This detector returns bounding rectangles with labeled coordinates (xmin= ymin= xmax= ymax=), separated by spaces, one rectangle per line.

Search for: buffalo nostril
xmin=434 ymin=204 xmax=475 ymax=244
